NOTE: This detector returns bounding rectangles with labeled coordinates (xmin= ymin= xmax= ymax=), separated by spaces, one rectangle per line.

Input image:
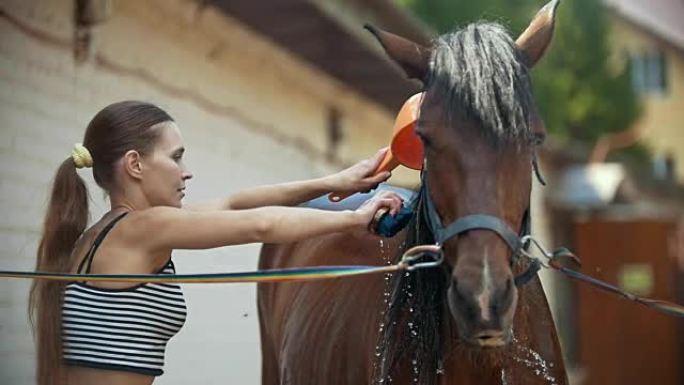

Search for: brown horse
xmin=258 ymin=1 xmax=567 ymax=384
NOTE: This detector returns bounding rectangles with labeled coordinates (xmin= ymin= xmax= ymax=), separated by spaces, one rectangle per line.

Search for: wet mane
xmin=374 ymin=186 xmax=447 ymax=384
xmin=426 ymin=22 xmax=535 ymax=144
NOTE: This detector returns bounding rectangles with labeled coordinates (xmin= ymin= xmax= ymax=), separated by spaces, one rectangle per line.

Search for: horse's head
xmin=371 ymin=0 xmax=559 ymax=348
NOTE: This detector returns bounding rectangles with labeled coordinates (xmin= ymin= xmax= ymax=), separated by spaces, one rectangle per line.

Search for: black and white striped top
xmin=62 ymin=213 xmax=187 ymax=376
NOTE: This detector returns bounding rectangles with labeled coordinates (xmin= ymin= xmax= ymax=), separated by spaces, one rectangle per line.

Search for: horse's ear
xmin=516 ymin=0 xmax=561 ymax=67
xmin=365 ymin=24 xmax=430 ymax=81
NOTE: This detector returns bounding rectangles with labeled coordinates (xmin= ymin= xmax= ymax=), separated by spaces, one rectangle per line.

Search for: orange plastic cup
xmin=329 ymin=92 xmax=424 ymax=202
xmin=384 ymin=91 xmax=424 ymax=171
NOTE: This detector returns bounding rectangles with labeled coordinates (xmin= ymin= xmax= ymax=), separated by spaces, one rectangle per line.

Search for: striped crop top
xmin=62 ymin=212 xmax=187 ymax=376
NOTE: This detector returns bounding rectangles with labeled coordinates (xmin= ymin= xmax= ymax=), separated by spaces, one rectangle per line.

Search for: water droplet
xmin=511 ymin=342 xmax=557 ymax=384
xmin=435 ymin=359 xmax=445 ymax=375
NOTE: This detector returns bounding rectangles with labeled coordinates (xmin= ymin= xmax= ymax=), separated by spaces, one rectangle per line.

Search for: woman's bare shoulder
xmin=68 ymin=210 xmax=170 ymax=277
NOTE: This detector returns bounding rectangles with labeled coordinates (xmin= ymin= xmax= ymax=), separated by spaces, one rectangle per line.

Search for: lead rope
xmin=0 ymin=245 xmax=443 ymax=284
xmin=521 ymin=235 xmax=684 ymax=318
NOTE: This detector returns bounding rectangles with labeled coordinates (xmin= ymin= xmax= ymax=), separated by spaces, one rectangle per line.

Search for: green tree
xmin=400 ymin=0 xmax=642 ymax=151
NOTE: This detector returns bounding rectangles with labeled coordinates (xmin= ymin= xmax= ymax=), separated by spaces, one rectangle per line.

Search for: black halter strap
xmin=423 ymin=192 xmax=522 ymax=251
xmin=419 ymin=171 xmax=541 ymax=286
xmin=532 ymin=152 xmax=546 ymax=186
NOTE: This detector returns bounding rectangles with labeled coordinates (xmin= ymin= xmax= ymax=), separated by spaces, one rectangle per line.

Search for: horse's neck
xmin=513 ymin=275 xmax=562 ymax=352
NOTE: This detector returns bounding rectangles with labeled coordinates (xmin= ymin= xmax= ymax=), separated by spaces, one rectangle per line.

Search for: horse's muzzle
xmin=469 ymin=329 xmax=509 ymax=348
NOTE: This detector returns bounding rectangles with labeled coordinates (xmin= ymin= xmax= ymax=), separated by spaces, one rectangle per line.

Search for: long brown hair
xmin=28 ymin=101 xmax=173 ymax=385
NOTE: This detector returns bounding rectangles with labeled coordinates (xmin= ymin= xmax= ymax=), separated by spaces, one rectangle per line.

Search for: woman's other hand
xmin=326 ymin=148 xmax=391 ymax=194
xmin=354 ymin=191 xmax=404 ymax=233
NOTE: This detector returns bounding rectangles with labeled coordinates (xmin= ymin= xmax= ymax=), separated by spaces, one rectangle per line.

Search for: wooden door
xmin=574 ymin=219 xmax=683 ymax=385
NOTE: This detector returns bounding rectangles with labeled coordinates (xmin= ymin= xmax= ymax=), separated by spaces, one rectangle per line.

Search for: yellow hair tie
xmin=71 ymin=143 xmax=93 ymax=169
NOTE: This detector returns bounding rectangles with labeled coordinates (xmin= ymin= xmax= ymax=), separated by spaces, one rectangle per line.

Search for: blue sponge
xmin=374 ymin=205 xmax=414 ymax=237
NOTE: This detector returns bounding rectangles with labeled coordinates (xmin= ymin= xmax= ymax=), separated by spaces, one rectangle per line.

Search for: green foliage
xmin=399 ymin=0 xmax=642 ymax=151
xmin=401 ymin=0 xmax=539 ymax=33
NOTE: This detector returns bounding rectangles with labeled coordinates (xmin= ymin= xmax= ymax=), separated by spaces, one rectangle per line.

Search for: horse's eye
xmin=416 ymin=131 xmax=433 ymax=148
xmin=531 ymin=133 xmax=546 ymax=146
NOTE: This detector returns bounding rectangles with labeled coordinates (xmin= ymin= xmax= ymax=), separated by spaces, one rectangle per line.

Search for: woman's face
xmin=141 ymin=122 xmax=193 ymax=208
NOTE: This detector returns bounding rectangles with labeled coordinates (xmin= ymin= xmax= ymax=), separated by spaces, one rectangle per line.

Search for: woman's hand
xmin=326 ymin=148 xmax=392 ymax=194
xmin=354 ymin=191 xmax=404 ymax=233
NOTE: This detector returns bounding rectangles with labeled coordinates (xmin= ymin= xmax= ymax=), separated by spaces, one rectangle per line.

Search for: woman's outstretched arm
xmin=186 ymin=149 xmax=391 ymax=211
xmin=130 ymin=191 xmax=403 ymax=252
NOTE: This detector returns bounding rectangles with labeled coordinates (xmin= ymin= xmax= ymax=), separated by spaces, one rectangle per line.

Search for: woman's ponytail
xmin=29 ymin=157 xmax=89 ymax=385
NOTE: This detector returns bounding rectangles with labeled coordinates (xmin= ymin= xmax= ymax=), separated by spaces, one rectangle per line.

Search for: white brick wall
xmin=0 ymin=0 xmax=400 ymax=383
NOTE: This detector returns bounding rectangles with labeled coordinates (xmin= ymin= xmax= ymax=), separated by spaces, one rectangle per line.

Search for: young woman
xmin=29 ymin=100 xmax=403 ymax=385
